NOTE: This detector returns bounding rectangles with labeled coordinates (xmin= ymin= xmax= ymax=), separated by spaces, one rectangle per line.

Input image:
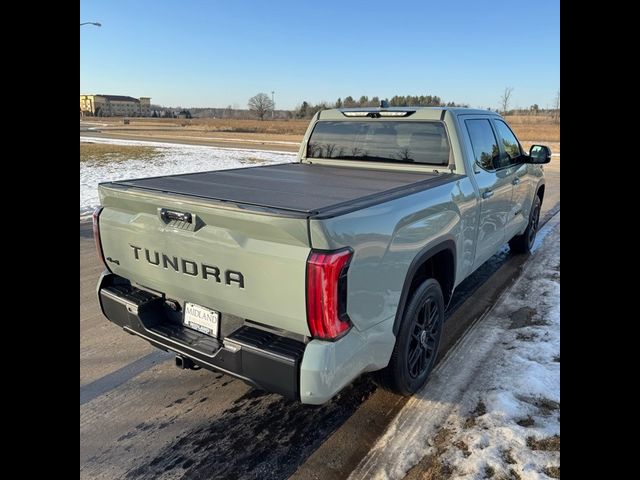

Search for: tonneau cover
xmin=108 ymin=162 xmax=452 ymax=217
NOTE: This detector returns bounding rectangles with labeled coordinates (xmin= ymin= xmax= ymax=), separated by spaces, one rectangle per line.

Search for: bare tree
xmin=248 ymin=93 xmax=274 ymax=121
xmin=552 ymin=89 xmax=560 ymax=123
xmin=500 ymin=86 xmax=514 ymax=115
xmin=395 ymin=147 xmax=412 ymax=161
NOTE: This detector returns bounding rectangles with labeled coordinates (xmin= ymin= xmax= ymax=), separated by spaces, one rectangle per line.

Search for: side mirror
xmin=528 ymin=145 xmax=552 ymax=164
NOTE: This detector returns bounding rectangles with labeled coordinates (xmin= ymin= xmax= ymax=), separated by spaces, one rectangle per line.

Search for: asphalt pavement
xmin=80 ymin=155 xmax=559 ymax=480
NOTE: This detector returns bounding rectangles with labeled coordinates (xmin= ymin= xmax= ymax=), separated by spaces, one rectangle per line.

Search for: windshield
xmin=307 ymin=121 xmax=450 ymax=165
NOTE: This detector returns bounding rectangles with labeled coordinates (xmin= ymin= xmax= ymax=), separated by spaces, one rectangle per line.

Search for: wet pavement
xmin=80 ymin=156 xmax=559 ymax=480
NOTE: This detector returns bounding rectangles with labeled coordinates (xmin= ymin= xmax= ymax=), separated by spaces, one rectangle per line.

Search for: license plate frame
xmin=183 ymin=302 xmax=220 ymax=338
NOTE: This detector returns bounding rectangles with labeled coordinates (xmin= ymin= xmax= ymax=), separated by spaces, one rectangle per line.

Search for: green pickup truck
xmin=94 ymin=106 xmax=550 ymax=404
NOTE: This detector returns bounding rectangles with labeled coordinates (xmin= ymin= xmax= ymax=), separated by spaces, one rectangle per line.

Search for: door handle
xmin=159 ymin=208 xmax=192 ymax=224
xmin=512 ymin=178 xmax=521 ymax=186
xmin=482 ymin=190 xmax=494 ymax=199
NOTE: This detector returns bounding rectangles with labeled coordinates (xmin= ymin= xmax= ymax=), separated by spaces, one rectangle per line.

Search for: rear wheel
xmin=509 ymin=195 xmax=541 ymax=254
xmin=376 ymin=279 xmax=444 ymax=396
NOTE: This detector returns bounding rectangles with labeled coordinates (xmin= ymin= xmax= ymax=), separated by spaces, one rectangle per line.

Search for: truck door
xmin=492 ymin=118 xmax=532 ymax=240
xmin=462 ymin=117 xmax=514 ymax=269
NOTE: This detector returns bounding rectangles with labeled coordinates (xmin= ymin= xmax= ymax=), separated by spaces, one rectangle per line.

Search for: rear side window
xmin=307 ymin=121 xmax=450 ymax=165
xmin=465 ymin=119 xmax=500 ymax=170
xmin=493 ymin=119 xmax=522 ymax=167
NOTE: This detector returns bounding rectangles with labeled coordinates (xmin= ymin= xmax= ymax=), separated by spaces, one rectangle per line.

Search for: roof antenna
xmin=380 ymin=99 xmax=389 ymax=108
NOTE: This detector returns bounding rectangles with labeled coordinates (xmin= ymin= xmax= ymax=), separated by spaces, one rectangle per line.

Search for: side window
xmin=494 ymin=120 xmax=522 ymax=167
xmin=465 ymin=119 xmax=500 ymax=171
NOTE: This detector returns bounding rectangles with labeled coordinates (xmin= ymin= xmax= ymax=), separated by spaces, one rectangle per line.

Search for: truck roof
xmin=318 ymin=106 xmax=498 ymax=121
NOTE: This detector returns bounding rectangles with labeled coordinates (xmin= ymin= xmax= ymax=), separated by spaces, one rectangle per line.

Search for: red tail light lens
xmin=306 ymin=248 xmax=353 ymax=340
xmin=92 ymin=206 xmax=108 ymax=270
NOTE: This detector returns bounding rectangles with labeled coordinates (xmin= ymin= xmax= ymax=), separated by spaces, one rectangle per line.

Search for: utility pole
xmin=272 ymin=91 xmax=275 ymax=119
xmin=81 ymin=21 xmax=102 ymax=118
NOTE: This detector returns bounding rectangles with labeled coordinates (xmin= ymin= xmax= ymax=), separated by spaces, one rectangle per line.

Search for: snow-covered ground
xmin=80 ymin=137 xmax=296 ymax=219
xmin=350 ymin=218 xmax=560 ymax=480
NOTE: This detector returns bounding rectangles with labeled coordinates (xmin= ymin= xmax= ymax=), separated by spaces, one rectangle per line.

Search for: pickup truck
xmin=93 ymin=107 xmax=551 ymax=404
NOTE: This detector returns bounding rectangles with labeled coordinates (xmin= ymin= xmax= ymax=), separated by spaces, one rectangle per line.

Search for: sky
xmin=80 ymin=0 xmax=560 ymax=111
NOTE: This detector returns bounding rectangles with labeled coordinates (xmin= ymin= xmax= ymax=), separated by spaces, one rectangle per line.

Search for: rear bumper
xmin=300 ymin=315 xmax=395 ymax=404
xmin=97 ymin=272 xmax=395 ymax=404
xmin=96 ymin=272 xmax=306 ymax=400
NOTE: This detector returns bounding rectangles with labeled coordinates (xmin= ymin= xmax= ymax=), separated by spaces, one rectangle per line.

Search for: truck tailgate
xmin=97 ymin=184 xmax=311 ymax=336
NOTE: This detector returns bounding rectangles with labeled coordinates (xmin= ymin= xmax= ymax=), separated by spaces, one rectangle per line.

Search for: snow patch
xmin=80 ymin=136 xmax=296 ymax=219
xmin=349 ymin=221 xmax=560 ymax=480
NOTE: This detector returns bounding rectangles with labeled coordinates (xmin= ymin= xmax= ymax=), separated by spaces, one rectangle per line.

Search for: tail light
xmin=306 ymin=248 xmax=353 ymax=340
xmin=92 ymin=206 xmax=108 ymax=270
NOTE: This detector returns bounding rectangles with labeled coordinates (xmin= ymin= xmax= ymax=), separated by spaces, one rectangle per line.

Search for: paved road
xmin=80 ymin=156 xmax=559 ymax=479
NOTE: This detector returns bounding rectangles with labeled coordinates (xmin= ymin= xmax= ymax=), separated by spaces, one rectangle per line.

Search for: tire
xmin=509 ymin=195 xmax=541 ymax=254
xmin=376 ymin=278 xmax=444 ymax=396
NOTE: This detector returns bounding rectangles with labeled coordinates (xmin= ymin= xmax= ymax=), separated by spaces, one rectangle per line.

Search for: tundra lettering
xmin=225 ymin=271 xmax=244 ymax=288
xmin=181 ymin=259 xmax=198 ymax=276
xmin=145 ymin=249 xmax=160 ymax=265
xmin=202 ymin=264 xmax=221 ymax=282
xmin=97 ymin=107 xmax=550 ymax=404
xmin=128 ymin=244 xmax=243 ymax=287
xmin=162 ymin=254 xmax=178 ymax=270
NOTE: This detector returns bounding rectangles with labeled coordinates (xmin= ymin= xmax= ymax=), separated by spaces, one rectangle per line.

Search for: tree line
xmin=289 ymin=95 xmax=468 ymax=119
xmin=153 ymin=88 xmax=559 ymax=122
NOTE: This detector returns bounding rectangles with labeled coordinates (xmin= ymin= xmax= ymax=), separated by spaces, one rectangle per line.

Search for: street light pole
xmin=80 ymin=21 xmax=102 ymax=118
xmin=272 ymin=91 xmax=275 ymax=119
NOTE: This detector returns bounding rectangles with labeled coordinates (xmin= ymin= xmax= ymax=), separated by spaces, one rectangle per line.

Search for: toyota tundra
xmin=93 ymin=106 xmax=550 ymax=404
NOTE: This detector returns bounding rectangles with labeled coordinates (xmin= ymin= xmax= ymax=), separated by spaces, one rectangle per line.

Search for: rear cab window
xmin=307 ymin=121 xmax=451 ymax=166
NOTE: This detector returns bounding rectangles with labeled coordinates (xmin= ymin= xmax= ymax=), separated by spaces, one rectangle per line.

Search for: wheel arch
xmin=535 ymin=179 xmax=545 ymax=204
xmin=393 ymin=238 xmax=456 ymax=336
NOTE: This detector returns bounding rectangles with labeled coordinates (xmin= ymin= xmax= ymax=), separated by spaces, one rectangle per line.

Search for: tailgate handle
xmin=160 ymin=208 xmax=192 ymax=224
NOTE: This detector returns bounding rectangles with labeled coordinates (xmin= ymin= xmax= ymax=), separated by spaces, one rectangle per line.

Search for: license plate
xmin=183 ymin=302 xmax=219 ymax=338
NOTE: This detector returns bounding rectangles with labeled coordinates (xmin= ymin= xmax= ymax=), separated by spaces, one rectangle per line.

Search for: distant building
xmin=80 ymin=94 xmax=151 ymax=117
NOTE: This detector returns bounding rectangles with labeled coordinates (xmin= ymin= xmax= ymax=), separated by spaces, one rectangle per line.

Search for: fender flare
xmin=392 ymin=238 xmax=457 ymax=336
xmin=535 ymin=179 xmax=546 ymax=200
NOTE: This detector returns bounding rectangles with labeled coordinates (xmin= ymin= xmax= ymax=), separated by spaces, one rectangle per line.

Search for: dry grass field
xmin=81 ymin=114 xmax=559 ymax=152
xmin=505 ymin=115 xmax=560 ymax=142
xmin=80 ymin=142 xmax=160 ymax=163
xmin=84 ymin=117 xmax=309 ymax=135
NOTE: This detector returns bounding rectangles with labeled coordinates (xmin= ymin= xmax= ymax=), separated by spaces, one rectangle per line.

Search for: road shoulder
xmin=349 ymin=222 xmax=560 ymax=480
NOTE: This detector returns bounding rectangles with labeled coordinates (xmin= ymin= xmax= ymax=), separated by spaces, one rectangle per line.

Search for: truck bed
xmin=107 ymin=162 xmax=457 ymax=218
